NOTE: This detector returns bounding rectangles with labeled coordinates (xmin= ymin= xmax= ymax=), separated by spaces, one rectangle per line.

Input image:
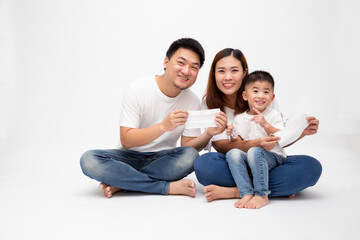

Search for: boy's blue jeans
xmin=226 ymin=147 xmax=285 ymax=197
xmin=194 ymin=151 xmax=322 ymax=197
xmin=80 ymin=147 xmax=198 ymax=195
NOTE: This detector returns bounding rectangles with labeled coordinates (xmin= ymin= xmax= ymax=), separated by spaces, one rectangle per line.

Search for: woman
xmin=194 ymin=48 xmax=322 ymax=202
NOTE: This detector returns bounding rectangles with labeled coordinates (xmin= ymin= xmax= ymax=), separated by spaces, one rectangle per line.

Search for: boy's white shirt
xmin=233 ymin=107 xmax=287 ymax=157
xmin=202 ymin=100 xmax=283 ymax=152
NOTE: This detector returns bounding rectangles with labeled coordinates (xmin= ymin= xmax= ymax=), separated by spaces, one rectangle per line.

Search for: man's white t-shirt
xmin=118 ymin=76 xmax=201 ymax=152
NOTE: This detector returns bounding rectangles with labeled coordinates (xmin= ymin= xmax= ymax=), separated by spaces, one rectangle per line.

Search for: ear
xmin=271 ymin=94 xmax=275 ymax=101
xmin=163 ymin=57 xmax=169 ymax=70
xmin=242 ymin=91 xmax=248 ymax=101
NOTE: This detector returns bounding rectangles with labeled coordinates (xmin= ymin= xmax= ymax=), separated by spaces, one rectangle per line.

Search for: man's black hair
xmin=166 ymin=38 xmax=205 ymax=68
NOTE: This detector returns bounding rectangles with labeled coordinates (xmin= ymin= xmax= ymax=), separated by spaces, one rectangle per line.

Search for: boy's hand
xmin=251 ymin=107 xmax=267 ymax=127
xmin=259 ymin=136 xmax=280 ymax=151
xmin=226 ymin=124 xmax=234 ymax=136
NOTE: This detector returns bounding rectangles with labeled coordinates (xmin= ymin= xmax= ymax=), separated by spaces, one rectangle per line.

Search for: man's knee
xmin=178 ymin=147 xmax=198 ymax=169
xmin=80 ymin=150 xmax=101 ymax=176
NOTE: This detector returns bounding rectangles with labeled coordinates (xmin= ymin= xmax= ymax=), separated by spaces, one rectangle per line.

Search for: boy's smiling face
xmin=242 ymin=80 xmax=275 ymax=114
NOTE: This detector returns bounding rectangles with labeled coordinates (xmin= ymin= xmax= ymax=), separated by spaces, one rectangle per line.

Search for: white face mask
xmin=273 ymin=114 xmax=309 ymax=147
xmin=185 ymin=108 xmax=220 ymax=129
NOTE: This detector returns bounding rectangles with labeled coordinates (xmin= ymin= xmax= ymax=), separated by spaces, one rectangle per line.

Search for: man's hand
xmin=160 ymin=110 xmax=188 ymax=132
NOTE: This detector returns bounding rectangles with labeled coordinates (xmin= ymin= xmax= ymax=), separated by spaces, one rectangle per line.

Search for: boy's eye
xmin=178 ymin=61 xmax=184 ymax=65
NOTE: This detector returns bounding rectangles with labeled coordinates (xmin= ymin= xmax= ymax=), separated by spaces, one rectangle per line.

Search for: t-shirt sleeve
xmin=118 ymin=85 xmax=141 ymax=129
xmin=269 ymin=110 xmax=285 ymax=130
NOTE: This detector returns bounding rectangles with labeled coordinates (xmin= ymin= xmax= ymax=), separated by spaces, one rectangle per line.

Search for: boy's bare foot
xmin=99 ymin=183 xmax=122 ymax=198
xmin=288 ymin=194 xmax=296 ymax=198
xmin=168 ymin=179 xmax=196 ymax=197
xmin=245 ymin=195 xmax=269 ymax=209
xmin=203 ymin=185 xmax=240 ymax=202
xmin=234 ymin=195 xmax=253 ymax=208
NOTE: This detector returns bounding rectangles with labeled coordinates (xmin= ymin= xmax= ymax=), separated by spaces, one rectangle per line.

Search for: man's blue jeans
xmin=80 ymin=147 xmax=198 ymax=195
xmin=226 ymin=147 xmax=285 ymax=197
xmin=194 ymin=151 xmax=322 ymax=197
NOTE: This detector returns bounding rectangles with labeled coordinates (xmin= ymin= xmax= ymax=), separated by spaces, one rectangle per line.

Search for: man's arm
xmin=120 ymin=110 xmax=188 ymax=149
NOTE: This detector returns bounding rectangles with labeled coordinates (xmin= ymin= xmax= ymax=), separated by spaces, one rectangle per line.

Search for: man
xmin=80 ymin=38 xmax=227 ymax=198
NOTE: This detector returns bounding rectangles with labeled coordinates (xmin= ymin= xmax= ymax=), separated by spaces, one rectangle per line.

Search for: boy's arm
xmin=252 ymin=108 xmax=279 ymax=135
xmin=120 ymin=110 xmax=188 ymax=149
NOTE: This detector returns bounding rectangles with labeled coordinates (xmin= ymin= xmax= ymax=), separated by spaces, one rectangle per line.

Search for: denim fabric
xmin=226 ymin=147 xmax=285 ymax=197
xmin=194 ymin=151 xmax=322 ymax=197
xmin=80 ymin=147 xmax=198 ymax=195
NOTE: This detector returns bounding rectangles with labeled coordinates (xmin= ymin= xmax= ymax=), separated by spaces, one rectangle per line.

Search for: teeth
xmin=224 ymin=84 xmax=233 ymax=87
xmin=179 ymin=76 xmax=188 ymax=80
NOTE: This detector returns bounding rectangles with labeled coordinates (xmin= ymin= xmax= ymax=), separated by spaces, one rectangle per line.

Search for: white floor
xmin=1 ymin=133 xmax=360 ymax=240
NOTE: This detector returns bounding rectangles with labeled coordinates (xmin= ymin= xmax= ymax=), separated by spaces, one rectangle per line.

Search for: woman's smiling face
xmin=215 ymin=55 xmax=246 ymax=98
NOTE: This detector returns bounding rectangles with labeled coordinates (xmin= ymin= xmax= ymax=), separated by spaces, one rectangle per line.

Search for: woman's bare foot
xmin=168 ymin=179 xmax=196 ymax=197
xmin=245 ymin=195 xmax=269 ymax=209
xmin=234 ymin=195 xmax=253 ymax=208
xmin=203 ymin=185 xmax=240 ymax=202
xmin=99 ymin=183 xmax=122 ymax=198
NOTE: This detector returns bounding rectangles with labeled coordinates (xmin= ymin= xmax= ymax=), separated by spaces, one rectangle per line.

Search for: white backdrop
xmin=2 ymin=0 xmax=359 ymax=158
xmin=1 ymin=1 xmax=360 ymax=239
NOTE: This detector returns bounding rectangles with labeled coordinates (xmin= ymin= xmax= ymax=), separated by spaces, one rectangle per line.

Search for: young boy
xmin=226 ymin=70 xmax=285 ymax=209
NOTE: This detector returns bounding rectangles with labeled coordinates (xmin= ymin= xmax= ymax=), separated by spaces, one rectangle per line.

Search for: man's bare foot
xmin=245 ymin=195 xmax=269 ymax=209
xmin=99 ymin=183 xmax=122 ymax=198
xmin=234 ymin=195 xmax=253 ymax=208
xmin=168 ymin=179 xmax=196 ymax=197
xmin=203 ymin=185 xmax=240 ymax=202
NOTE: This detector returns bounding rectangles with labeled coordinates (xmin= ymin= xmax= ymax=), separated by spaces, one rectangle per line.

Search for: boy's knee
xmin=225 ymin=149 xmax=245 ymax=164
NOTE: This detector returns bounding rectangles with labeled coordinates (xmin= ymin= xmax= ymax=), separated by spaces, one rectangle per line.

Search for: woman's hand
xmin=206 ymin=111 xmax=227 ymax=136
xmin=302 ymin=116 xmax=319 ymax=136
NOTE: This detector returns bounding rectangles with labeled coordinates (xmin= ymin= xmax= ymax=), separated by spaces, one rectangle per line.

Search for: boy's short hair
xmin=243 ymin=70 xmax=275 ymax=90
xmin=166 ymin=38 xmax=205 ymax=68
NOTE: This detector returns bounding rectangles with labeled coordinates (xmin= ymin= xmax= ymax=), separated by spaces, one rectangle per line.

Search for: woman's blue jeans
xmin=194 ymin=151 xmax=322 ymax=197
xmin=80 ymin=147 xmax=198 ymax=195
xmin=226 ymin=147 xmax=285 ymax=197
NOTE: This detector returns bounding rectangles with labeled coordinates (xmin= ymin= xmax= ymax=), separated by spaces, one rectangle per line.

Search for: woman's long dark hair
xmin=203 ymin=48 xmax=249 ymax=114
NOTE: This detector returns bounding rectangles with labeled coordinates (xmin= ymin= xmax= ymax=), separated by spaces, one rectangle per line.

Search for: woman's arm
xmin=212 ymin=136 xmax=280 ymax=154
